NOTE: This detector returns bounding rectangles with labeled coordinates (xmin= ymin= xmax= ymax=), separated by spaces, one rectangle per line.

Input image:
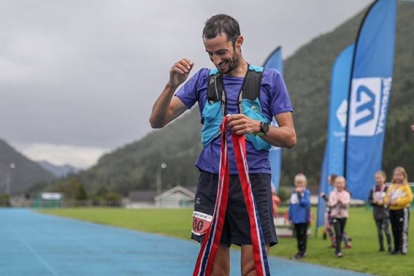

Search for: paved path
xmin=0 ymin=209 xmax=373 ymax=276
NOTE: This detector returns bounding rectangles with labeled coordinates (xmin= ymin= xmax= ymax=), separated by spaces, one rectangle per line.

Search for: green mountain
xmin=283 ymin=2 xmax=414 ymax=184
xmin=54 ymin=2 xmax=414 ymax=194
xmin=0 ymin=139 xmax=56 ymax=195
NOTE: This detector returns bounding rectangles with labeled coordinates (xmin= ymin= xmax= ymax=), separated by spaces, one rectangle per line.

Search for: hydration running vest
xmin=201 ymin=64 xmax=271 ymax=151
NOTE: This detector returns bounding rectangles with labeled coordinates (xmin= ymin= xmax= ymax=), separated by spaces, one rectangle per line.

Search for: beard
xmin=217 ymin=53 xmax=240 ymax=74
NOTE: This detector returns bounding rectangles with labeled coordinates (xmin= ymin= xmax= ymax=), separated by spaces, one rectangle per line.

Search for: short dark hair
xmin=202 ymin=14 xmax=240 ymax=45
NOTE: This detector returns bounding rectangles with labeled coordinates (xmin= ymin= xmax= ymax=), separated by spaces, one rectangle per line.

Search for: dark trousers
xmin=389 ymin=208 xmax=410 ymax=253
xmin=294 ymin=223 xmax=309 ymax=254
xmin=375 ymin=218 xmax=392 ymax=250
xmin=332 ymin=217 xmax=347 ymax=254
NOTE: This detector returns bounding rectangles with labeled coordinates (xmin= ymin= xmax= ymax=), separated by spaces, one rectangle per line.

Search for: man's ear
xmin=236 ymin=35 xmax=244 ymax=47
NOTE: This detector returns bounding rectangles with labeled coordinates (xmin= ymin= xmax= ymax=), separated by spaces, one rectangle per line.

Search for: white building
xmin=154 ymin=186 xmax=195 ymax=208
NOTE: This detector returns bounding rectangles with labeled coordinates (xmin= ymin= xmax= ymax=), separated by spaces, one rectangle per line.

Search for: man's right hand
xmin=149 ymin=59 xmax=192 ymax=129
xmin=169 ymin=58 xmax=194 ymax=87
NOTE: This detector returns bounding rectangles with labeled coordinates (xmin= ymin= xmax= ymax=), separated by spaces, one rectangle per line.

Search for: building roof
xmin=182 ymin=186 xmax=197 ymax=194
xmin=154 ymin=185 xmax=196 ymax=201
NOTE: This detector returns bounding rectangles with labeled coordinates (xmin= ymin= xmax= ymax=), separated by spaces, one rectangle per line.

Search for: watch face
xmin=262 ymin=122 xmax=269 ymax=134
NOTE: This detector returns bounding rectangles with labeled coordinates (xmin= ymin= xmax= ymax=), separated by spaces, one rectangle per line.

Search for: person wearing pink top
xmin=328 ymin=176 xmax=351 ymax=258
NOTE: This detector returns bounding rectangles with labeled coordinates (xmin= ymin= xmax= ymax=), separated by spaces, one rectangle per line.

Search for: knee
xmin=211 ymin=266 xmax=229 ymax=276
xmin=211 ymin=259 xmax=229 ymax=276
xmin=211 ymin=246 xmax=230 ymax=276
xmin=241 ymin=258 xmax=256 ymax=276
xmin=241 ymin=245 xmax=269 ymax=276
xmin=242 ymin=266 xmax=256 ymax=276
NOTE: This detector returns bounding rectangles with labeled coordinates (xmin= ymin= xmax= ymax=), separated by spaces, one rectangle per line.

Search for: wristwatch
xmin=255 ymin=122 xmax=269 ymax=137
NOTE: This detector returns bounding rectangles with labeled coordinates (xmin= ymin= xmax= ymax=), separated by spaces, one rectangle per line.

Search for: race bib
xmin=192 ymin=211 xmax=213 ymax=236
xmin=290 ymin=193 xmax=298 ymax=204
xmin=391 ymin=190 xmax=406 ymax=201
xmin=373 ymin=191 xmax=386 ymax=201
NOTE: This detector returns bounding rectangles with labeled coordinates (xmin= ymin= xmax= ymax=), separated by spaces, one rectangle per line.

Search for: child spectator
xmin=321 ymin=174 xmax=352 ymax=249
xmin=368 ymin=170 xmax=392 ymax=252
xmin=328 ymin=176 xmax=351 ymax=258
xmin=289 ymin=173 xmax=311 ymax=259
xmin=385 ymin=166 xmax=413 ymax=255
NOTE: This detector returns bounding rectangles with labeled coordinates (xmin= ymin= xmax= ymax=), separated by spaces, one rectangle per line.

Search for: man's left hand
xmin=226 ymin=114 xmax=260 ymax=135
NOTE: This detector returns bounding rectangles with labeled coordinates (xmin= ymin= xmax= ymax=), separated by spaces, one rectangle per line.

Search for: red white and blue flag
xmin=192 ymin=117 xmax=271 ymax=276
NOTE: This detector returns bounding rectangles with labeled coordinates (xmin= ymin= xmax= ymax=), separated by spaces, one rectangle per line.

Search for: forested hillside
xmin=282 ymin=3 xmax=414 ymax=185
xmin=49 ymin=3 xmax=414 ymax=195
xmin=0 ymin=139 xmax=56 ymax=195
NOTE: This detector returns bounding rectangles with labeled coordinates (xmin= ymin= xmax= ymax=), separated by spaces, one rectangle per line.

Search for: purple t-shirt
xmin=175 ymin=67 xmax=293 ymax=174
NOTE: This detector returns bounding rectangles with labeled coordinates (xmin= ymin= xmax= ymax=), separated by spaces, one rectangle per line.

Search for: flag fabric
xmin=263 ymin=46 xmax=283 ymax=192
xmin=316 ymin=44 xmax=354 ymax=228
xmin=192 ymin=117 xmax=270 ymax=276
xmin=345 ymin=0 xmax=396 ymax=200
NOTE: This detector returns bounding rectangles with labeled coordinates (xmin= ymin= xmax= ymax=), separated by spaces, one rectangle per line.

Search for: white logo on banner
xmin=376 ymin=78 xmax=392 ymax=135
xmin=336 ymin=100 xmax=348 ymax=129
xmin=349 ymin=78 xmax=381 ymax=136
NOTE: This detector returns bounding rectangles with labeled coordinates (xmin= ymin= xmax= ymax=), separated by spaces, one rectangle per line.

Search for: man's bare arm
xmin=149 ymin=85 xmax=187 ymax=128
xmin=149 ymin=58 xmax=194 ymax=128
xmin=262 ymin=112 xmax=296 ymax=148
xmin=226 ymin=112 xmax=296 ymax=149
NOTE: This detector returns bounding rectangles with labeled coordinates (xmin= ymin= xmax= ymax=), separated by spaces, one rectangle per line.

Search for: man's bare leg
xmin=241 ymin=244 xmax=270 ymax=276
xmin=211 ymin=244 xmax=230 ymax=276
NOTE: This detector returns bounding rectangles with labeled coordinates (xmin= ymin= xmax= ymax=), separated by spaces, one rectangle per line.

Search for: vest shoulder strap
xmin=243 ymin=65 xmax=263 ymax=101
xmin=207 ymin=65 xmax=264 ymax=108
xmin=207 ymin=69 xmax=225 ymax=104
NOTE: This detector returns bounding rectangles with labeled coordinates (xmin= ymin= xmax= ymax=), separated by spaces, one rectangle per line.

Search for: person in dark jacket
xmin=289 ymin=173 xmax=311 ymax=259
xmin=368 ymin=170 xmax=392 ymax=252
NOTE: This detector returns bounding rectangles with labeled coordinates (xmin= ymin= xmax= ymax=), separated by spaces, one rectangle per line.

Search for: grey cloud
xmin=0 ymin=0 xmax=372 ymax=152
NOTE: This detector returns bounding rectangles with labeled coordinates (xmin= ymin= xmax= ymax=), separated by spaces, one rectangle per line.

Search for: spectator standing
xmin=328 ymin=176 xmax=351 ymax=258
xmin=385 ymin=166 xmax=413 ymax=255
xmin=289 ymin=173 xmax=311 ymax=259
xmin=321 ymin=174 xmax=352 ymax=249
xmin=368 ymin=170 xmax=392 ymax=252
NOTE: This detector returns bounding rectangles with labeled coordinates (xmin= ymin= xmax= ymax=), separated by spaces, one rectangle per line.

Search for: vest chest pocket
xmin=242 ymin=98 xmax=271 ymax=151
xmin=241 ymin=98 xmax=265 ymax=120
xmin=201 ymin=101 xmax=223 ymax=147
xmin=202 ymin=101 xmax=222 ymax=123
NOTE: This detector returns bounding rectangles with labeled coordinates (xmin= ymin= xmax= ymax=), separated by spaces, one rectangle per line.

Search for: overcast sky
xmin=0 ymin=0 xmax=372 ymax=168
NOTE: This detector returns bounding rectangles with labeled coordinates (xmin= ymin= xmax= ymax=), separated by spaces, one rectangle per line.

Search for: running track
xmin=0 ymin=209 xmax=373 ymax=276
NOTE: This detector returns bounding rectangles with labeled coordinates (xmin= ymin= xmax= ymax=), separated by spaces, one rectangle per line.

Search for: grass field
xmin=39 ymin=207 xmax=414 ymax=276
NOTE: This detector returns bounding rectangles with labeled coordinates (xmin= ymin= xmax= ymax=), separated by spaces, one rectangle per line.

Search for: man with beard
xmin=150 ymin=14 xmax=296 ymax=276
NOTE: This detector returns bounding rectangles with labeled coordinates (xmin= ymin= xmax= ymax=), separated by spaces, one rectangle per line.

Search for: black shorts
xmin=191 ymin=171 xmax=277 ymax=247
